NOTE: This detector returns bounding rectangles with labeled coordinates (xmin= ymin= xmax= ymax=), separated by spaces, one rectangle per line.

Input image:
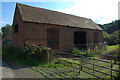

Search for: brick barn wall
xmin=12 ymin=6 xmax=103 ymax=52
xmin=23 ymin=23 xmax=47 ymax=46
xmin=12 ymin=6 xmax=25 ymax=47
xmin=13 ymin=21 xmax=103 ymax=52
xmin=21 ymin=23 xmax=103 ymax=52
xmin=12 ymin=4 xmax=103 ymax=52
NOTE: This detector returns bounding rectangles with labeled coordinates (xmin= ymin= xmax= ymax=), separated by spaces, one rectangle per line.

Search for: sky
xmin=0 ymin=0 xmax=120 ymax=27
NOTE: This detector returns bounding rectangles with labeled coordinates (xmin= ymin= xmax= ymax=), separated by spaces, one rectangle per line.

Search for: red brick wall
xmin=12 ymin=6 xmax=25 ymax=47
xmin=12 ymin=7 xmax=103 ymax=52
xmin=23 ymin=23 xmax=47 ymax=46
xmin=17 ymin=23 xmax=103 ymax=52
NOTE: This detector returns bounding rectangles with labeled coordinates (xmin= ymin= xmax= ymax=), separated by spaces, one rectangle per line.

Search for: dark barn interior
xmin=74 ymin=31 xmax=87 ymax=50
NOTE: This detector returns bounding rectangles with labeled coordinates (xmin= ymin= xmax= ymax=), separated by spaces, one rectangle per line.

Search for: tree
xmin=2 ymin=24 xmax=12 ymax=38
xmin=103 ymin=31 xmax=110 ymax=42
xmin=2 ymin=24 xmax=12 ymax=47
xmin=112 ymin=30 xmax=120 ymax=44
xmin=103 ymin=30 xmax=120 ymax=45
xmin=99 ymin=19 xmax=120 ymax=34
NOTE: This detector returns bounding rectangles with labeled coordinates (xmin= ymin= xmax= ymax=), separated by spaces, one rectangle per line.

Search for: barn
xmin=12 ymin=3 xmax=103 ymax=52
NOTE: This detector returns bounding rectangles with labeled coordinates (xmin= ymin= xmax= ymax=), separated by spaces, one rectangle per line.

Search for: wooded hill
xmin=98 ymin=20 xmax=120 ymax=45
xmin=98 ymin=20 xmax=120 ymax=34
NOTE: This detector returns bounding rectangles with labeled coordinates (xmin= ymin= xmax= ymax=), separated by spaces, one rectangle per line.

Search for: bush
xmin=70 ymin=48 xmax=87 ymax=57
xmin=24 ymin=42 xmax=51 ymax=61
xmin=71 ymin=48 xmax=80 ymax=55
xmin=89 ymin=45 xmax=102 ymax=54
xmin=3 ymin=47 xmax=26 ymax=59
xmin=3 ymin=42 xmax=52 ymax=65
xmin=103 ymin=30 xmax=120 ymax=45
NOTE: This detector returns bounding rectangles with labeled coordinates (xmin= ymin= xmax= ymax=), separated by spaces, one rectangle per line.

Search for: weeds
xmin=2 ymin=42 xmax=52 ymax=66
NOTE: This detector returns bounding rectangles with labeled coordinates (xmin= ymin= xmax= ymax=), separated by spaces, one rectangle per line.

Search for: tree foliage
xmin=103 ymin=31 xmax=110 ymax=41
xmin=2 ymin=24 xmax=12 ymax=38
xmin=103 ymin=30 xmax=120 ymax=45
xmin=98 ymin=19 xmax=120 ymax=45
xmin=98 ymin=20 xmax=120 ymax=34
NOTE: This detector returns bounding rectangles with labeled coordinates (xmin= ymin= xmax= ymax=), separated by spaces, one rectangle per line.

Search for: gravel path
xmin=1 ymin=59 xmax=45 ymax=78
xmin=1 ymin=59 xmax=14 ymax=78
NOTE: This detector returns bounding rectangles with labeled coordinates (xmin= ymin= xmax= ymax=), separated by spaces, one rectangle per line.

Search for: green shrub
xmin=24 ymin=42 xmax=51 ymax=61
xmin=2 ymin=47 xmax=26 ymax=62
xmin=3 ymin=42 xmax=52 ymax=65
xmin=70 ymin=48 xmax=87 ymax=57
xmin=103 ymin=30 xmax=120 ymax=45
xmin=71 ymin=48 xmax=80 ymax=55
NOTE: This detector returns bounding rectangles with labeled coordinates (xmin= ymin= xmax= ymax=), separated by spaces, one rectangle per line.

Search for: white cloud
xmin=1 ymin=0 xmax=80 ymax=2
xmin=0 ymin=20 xmax=6 ymax=27
xmin=0 ymin=19 xmax=10 ymax=27
xmin=57 ymin=0 xmax=119 ymax=24
xmin=1 ymin=20 xmax=6 ymax=24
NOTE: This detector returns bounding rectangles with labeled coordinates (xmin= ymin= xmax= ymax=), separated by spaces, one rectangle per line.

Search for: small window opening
xmin=14 ymin=24 xmax=18 ymax=33
xmin=37 ymin=45 xmax=42 ymax=47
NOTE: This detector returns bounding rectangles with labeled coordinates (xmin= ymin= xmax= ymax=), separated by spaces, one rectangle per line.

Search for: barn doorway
xmin=47 ymin=28 xmax=59 ymax=49
xmin=74 ymin=31 xmax=87 ymax=50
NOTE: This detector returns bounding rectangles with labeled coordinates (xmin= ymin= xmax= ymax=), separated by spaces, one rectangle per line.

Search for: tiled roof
xmin=17 ymin=3 xmax=102 ymax=30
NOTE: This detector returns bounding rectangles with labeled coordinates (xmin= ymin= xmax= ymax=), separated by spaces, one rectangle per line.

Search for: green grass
xmin=2 ymin=44 xmax=120 ymax=78
xmin=31 ymin=56 xmax=119 ymax=78
xmin=2 ymin=49 xmax=49 ymax=66
xmin=107 ymin=45 xmax=119 ymax=50
xmin=101 ymin=44 xmax=119 ymax=54
xmin=3 ymin=49 xmax=66 ymax=68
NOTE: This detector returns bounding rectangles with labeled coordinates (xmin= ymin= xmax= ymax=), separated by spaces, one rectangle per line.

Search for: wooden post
xmin=68 ymin=53 xmax=70 ymax=70
xmin=93 ymin=57 xmax=94 ymax=75
xmin=79 ymin=58 xmax=80 ymax=74
xmin=111 ymin=59 xmax=113 ymax=80
xmin=79 ymin=58 xmax=83 ymax=74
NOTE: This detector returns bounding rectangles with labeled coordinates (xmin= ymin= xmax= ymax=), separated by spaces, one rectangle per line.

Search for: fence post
xmin=110 ymin=59 xmax=113 ymax=80
xmin=79 ymin=58 xmax=80 ymax=74
xmin=79 ymin=58 xmax=83 ymax=74
xmin=93 ymin=56 xmax=94 ymax=75
xmin=68 ymin=53 xmax=70 ymax=70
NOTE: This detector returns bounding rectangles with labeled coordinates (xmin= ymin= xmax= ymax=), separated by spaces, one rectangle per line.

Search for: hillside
xmin=98 ymin=20 xmax=120 ymax=34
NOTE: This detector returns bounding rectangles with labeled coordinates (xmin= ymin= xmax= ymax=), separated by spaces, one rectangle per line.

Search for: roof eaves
xmin=16 ymin=3 xmax=25 ymax=21
xmin=89 ymin=19 xmax=103 ymax=30
xmin=23 ymin=20 xmax=103 ymax=31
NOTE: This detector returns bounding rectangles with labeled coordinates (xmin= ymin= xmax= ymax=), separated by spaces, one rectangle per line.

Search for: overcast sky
xmin=0 ymin=0 xmax=119 ymax=27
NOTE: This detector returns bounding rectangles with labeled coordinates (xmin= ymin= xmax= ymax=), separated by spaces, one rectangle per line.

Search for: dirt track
xmin=1 ymin=59 xmax=45 ymax=78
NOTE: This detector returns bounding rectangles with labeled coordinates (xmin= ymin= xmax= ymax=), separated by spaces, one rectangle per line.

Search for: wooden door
xmin=47 ymin=28 xmax=59 ymax=49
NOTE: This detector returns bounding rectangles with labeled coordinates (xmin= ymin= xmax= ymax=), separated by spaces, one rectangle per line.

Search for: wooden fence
xmin=52 ymin=50 xmax=120 ymax=79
